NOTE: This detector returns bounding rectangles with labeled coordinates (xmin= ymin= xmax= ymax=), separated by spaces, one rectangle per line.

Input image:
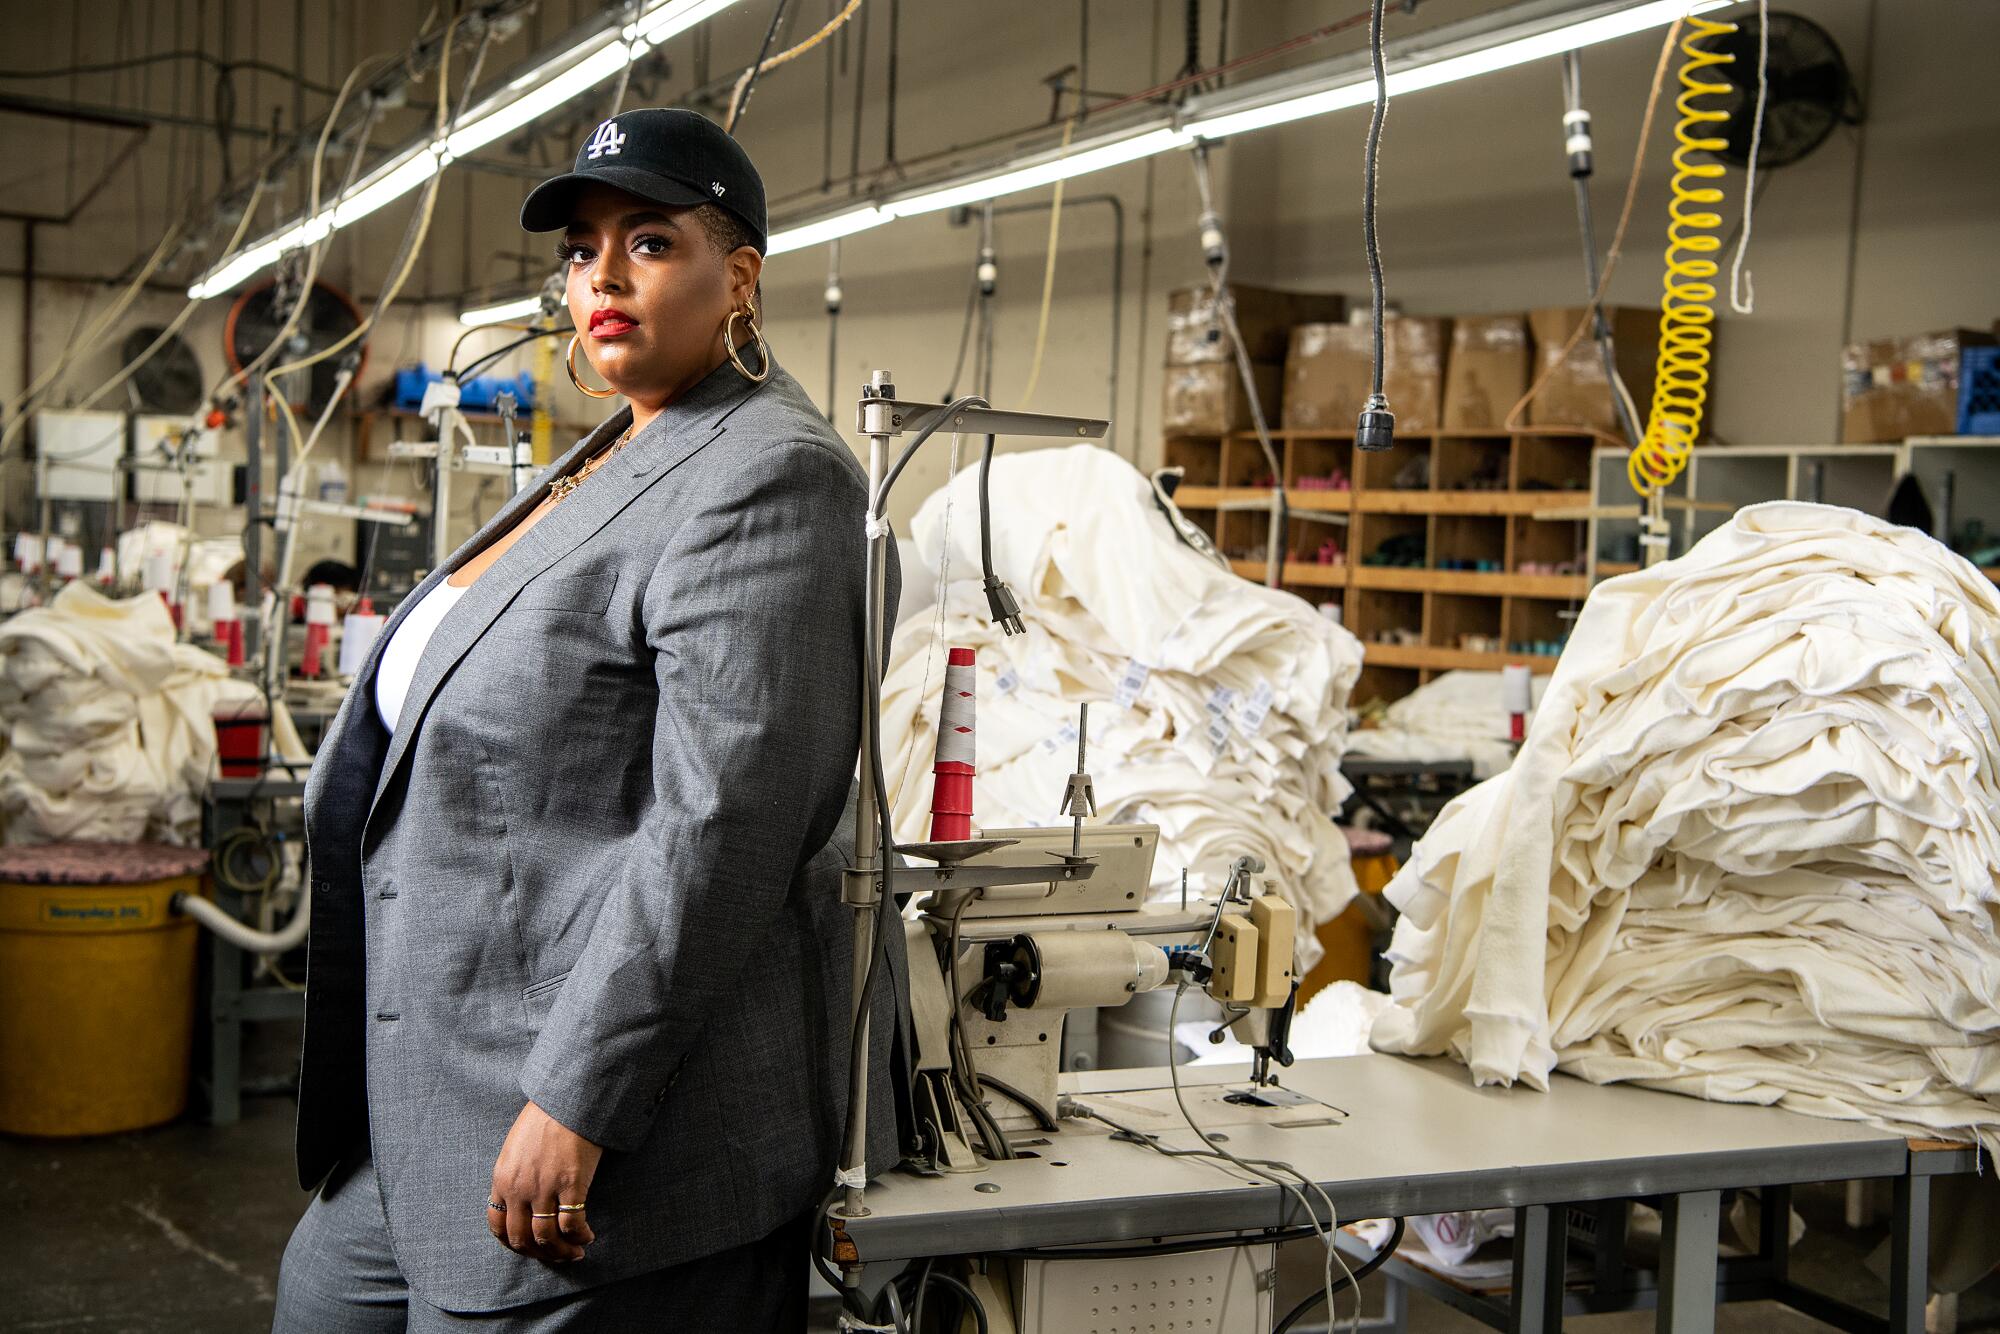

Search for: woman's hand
xmin=487 ymin=1100 xmax=603 ymax=1264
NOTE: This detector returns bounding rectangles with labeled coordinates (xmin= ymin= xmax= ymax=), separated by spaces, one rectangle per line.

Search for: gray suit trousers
xmin=274 ymin=1149 xmax=807 ymax=1332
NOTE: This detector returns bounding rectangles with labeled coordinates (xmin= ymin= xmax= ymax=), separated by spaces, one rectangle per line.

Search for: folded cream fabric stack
xmin=1372 ymin=502 xmax=2000 ymax=1150
xmin=880 ymin=444 xmax=1365 ymax=965
xmin=0 ymin=582 xmax=260 ymax=844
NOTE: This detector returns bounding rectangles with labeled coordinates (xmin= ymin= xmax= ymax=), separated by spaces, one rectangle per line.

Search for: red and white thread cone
xmin=301 ymin=583 xmax=336 ymax=679
xmin=208 ymin=581 xmax=238 ymax=655
xmin=928 ymin=647 xmax=978 ymax=842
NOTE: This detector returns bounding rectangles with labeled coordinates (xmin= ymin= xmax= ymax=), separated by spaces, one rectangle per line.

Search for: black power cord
xmin=1272 ymin=1216 xmax=1406 ymax=1334
xmin=727 ymin=0 xmax=792 ymax=133
xmin=1354 ymin=0 xmax=1395 ymax=453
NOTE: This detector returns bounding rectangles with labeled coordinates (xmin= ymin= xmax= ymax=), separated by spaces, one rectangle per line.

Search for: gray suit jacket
xmin=298 ymin=358 xmax=906 ymax=1313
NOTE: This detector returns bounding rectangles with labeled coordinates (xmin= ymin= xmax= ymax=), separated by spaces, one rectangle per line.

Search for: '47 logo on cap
xmin=585 ymin=120 xmax=627 ymax=160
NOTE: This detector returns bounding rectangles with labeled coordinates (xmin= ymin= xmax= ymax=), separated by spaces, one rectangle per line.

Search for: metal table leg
xmin=1510 ymin=1204 xmax=1564 ymax=1334
xmin=1889 ymin=1172 xmax=1931 ymax=1334
xmin=1658 ymin=1190 xmax=1720 ymax=1334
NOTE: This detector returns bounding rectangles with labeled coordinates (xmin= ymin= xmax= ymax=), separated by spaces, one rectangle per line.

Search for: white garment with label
xmin=374 ymin=581 xmax=469 ymax=733
xmin=878 ymin=444 xmax=1365 ymax=968
xmin=1371 ymin=501 xmax=2000 ymax=1153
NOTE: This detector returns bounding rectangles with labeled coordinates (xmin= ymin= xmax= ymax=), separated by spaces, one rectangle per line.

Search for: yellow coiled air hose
xmin=1628 ymin=14 xmax=1737 ymax=499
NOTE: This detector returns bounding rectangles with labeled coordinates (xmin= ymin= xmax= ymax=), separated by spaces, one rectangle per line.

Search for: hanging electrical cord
xmin=68 ymin=178 xmax=268 ymax=420
xmin=1505 ymin=18 xmax=1684 ymax=438
xmin=1627 ymin=14 xmax=1737 ymax=500
xmin=263 ymin=18 xmax=483 ymax=464
xmin=1017 ymin=118 xmax=1076 ymax=406
xmin=1165 ymin=981 xmax=1358 ymax=1334
xmin=1727 ymin=0 xmax=1771 ymax=315
xmin=1187 ymin=142 xmax=1286 ymax=587
xmin=723 ymin=0 xmax=865 ymax=134
xmin=1558 ymin=52 xmax=1643 ymax=447
xmin=202 ymin=51 xmax=395 ymax=412
xmin=1353 ymin=0 xmax=1394 ymax=454
xmin=1272 ymin=1217 xmax=1407 ymax=1334
xmin=0 ymin=221 xmax=186 ymax=461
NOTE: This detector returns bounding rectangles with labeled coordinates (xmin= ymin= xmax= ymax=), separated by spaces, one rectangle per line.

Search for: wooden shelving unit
xmin=1168 ymin=426 xmax=1608 ymax=702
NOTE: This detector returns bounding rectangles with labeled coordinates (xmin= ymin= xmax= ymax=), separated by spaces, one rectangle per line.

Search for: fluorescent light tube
xmin=459 ymin=295 xmax=544 ymax=327
xmin=765 ymin=207 xmax=891 ymax=257
xmin=1189 ymin=0 xmax=1725 ymax=140
xmin=183 ymin=0 xmax=741 ymax=300
xmin=885 ymin=126 xmax=1190 ymax=219
xmin=448 ymin=42 xmax=634 ymax=158
xmin=632 ymin=0 xmax=738 ymax=42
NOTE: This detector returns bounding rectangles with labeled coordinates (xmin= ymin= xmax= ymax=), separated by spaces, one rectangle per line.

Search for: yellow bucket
xmin=0 ymin=843 xmax=210 ymax=1137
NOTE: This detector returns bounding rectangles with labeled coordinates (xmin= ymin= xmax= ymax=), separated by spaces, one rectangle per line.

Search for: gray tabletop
xmin=843 ymin=1054 xmax=1917 ymax=1261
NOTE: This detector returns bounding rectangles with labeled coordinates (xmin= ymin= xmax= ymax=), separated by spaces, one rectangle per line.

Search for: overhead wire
xmin=1504 ymin=17 xmax=1684 ymax=438
xmin=1017 ymin=117 xmax=1077 ymax=407
xmin=262 ymin=16 xmax=483 ymax=467
xmin=1727 ymin=0 xmax=1770 ymax=315
xmin=202 ymin=51 xmax=395 ymax=411
xmin=725 ymin=0 xmax=803 ymax=133
xmin=0 ymin=48 xmax=337 ymax=95
xmin=0 ymin=221 xmax=187 ymax=462
xmin=69 ymin=180 xmax=268 ymax=420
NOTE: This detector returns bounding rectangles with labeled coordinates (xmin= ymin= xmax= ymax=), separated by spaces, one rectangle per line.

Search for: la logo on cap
xmin=586 ymin=120 xmax=626 ymax=159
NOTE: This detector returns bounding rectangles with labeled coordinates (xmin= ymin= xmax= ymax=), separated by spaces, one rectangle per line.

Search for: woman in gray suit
xmin=275 ymin=108 xmax=903 ymax=1331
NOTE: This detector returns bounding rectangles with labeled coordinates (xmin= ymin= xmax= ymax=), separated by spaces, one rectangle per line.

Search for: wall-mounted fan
xmin=224 ymin=278 xmax=366 ymax=416
xmin=120 ymin=326 xmax=204 ymax=414
xmin=1709 ymin=11 xmax=1861 ymax=170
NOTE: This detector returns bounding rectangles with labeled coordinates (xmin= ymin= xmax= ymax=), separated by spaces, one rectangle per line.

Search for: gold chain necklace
xmin=547 ymin=424 xmax=635 ymax=504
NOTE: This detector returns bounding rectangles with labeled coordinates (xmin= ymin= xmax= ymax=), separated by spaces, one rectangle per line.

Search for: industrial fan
xmin=119 ymin=326 xmax=203 ymax=414
xmin=1709 ymin=10 xmax=1860 ymax=169
xmin=223 ymin=278 xmax=365 ymax=416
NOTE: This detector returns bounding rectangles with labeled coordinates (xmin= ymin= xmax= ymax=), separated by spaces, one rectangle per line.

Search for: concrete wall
xmin=3 ymin=0 xmax=1996 ymax=551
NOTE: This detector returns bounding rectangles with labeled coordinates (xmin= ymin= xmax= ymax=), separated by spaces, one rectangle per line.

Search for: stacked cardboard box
xmin=1161 ymin=283 xmax=1344 ymax=436
xmin=1284 ymin=316 xmax=1450 ymax=434
xmin=1441 ymin=314 xmax=1530 ymax=430
xmin=1524 ymin=306 xmax=1660 ymax=437
xmin=1841 ymin=328 xmax=1998 ymax=442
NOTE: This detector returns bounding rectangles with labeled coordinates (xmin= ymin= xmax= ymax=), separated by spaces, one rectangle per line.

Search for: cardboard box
xmin=1162 ymin=361 xmax=1283 ymax=437
xmin=1841 ymin=329 xmax=1998 ymax=442
xmin=1442 ymin=314 xmax=1530 ymax=431
xmin=1283 ymin=316 xmax=1448 ymax=433
xmin=1526 ymin=306 xmax=1660 ymax=435
xmin=1166 ymin=284 xmax=1346 ymax=366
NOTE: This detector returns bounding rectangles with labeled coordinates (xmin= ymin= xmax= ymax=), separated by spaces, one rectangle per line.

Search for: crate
xmin=1959 ymin=346 xmax=2000 ymax=436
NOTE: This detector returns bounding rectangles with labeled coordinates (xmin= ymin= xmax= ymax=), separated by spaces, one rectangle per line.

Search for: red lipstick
xmin=589 ymin=307 xmax=637 ymax=338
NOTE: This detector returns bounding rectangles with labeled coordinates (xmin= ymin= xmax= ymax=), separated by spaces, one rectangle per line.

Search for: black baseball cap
xmin=519 ymin=107 xmax=767 ymax=252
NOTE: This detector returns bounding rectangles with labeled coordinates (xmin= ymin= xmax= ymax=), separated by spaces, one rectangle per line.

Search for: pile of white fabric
xmin=0 ymin=582 xmax=261 ymax=845
xmin=1373 ymin=502 xmax=2000 ymax=1151
xmin=880 ymin=445 xmax=1364 ymax=963
xmin=1345 ymin=669 xmax=1550 ymax=778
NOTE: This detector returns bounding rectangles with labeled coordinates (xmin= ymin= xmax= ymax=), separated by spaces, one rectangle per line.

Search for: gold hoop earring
xmin=725 ymin=308 xmax=771 ymax=384
xmin=566 ymin=334 xmax=618 ymax=400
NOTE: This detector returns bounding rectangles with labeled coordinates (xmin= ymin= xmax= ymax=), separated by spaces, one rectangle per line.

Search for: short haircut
xmin=691 ymin=203 xmax=764 ymax=308
xmin=690 ymin=203 xmax=761 ymax=259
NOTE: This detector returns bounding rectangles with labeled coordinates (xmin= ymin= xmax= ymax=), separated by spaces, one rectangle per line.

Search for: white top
xmin=374 ymin=580 xmax=470 ymax=733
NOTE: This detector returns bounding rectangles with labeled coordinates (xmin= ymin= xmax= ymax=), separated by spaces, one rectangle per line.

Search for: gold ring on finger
xmin=530 ymin=1211 xmax=558 ymax=1220
xmin=556 ymin=1203 xmax=587 ymax=1213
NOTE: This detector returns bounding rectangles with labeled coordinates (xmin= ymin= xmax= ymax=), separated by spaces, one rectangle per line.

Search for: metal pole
xmin=243 ymin=380 xmax=264 ymax=661
xmin=824 ymin=239 xmax=842 ymax=421
xmin=838 ymin=372 xmax=895 ymax=1225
